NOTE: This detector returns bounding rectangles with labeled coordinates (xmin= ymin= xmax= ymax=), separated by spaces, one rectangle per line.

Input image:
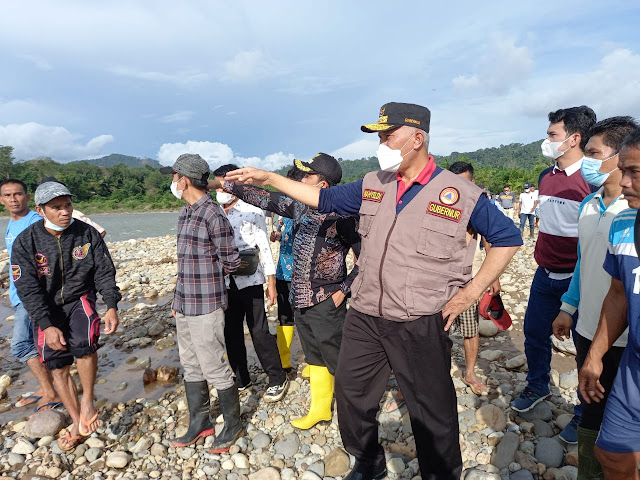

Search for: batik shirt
xmin=224 ymin=182 xmax=360 ymax=309
xmin=276 ymin=217 xmax=294 ymax=282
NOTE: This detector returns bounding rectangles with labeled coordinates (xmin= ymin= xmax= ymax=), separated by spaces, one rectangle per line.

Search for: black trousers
xmin=575 ymin=331 xmax=626 ymax=430
xmin=335 ymin=308 xmax=462 ymax=480
xmin=276 ymin=279 xmax=294 ymax=326
xmin=295 ymin=295 xmax=346 ymax=375
xmin=224 ymin=282 xmax=285 ymax=387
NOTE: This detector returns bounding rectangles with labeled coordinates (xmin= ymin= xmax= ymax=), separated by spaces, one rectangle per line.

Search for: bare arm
xmin=579 ymin=278 xmax=627 ymax=403
xmin=222 ymin=167 xmax=321 ymax=209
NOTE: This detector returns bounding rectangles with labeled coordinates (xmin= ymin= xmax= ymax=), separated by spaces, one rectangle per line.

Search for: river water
xmin=0 ymin=211 xmax=180 ymax=243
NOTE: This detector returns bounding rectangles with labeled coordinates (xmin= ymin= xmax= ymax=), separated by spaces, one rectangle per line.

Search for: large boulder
xmin=25 ymin=410 xmax=66 ymax=438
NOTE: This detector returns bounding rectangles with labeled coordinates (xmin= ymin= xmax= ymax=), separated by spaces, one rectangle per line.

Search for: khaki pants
xmin=176 ymin=308 xmax=234 ymax=389
xmin=503 ymin=208 xmax=515 ymax=220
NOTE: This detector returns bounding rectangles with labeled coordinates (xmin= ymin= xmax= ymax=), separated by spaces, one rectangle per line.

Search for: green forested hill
xmin=73 ymin=153 xmax=162 ymax=169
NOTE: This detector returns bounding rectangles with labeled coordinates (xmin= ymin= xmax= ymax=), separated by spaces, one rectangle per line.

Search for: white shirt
xmin=519 ymin=191 xmax=537 ymax=214
xmin=223 ymin=199 xmax=276 ymax=290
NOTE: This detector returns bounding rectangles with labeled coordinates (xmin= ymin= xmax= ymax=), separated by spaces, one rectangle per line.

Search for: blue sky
xmin=0 ymin=1 xmax=638 ymax=170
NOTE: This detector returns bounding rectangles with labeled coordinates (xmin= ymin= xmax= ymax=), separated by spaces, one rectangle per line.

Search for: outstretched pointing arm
xmin=224 ymin=167 xmax=321 ymax=209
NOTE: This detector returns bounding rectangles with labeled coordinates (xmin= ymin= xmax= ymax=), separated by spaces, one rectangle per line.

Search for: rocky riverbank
xmin=0 ymin=235 xmax=583 ymax=480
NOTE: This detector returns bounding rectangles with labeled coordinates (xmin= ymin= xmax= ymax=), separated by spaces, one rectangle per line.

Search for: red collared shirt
xmin=396 ymin=155 xmax=437 ymax=204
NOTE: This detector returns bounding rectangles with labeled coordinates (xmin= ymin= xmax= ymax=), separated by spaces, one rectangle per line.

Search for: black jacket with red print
xmin=11 ymin=219 xmax=121 ymax=330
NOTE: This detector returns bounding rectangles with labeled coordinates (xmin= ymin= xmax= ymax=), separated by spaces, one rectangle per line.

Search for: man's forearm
xmin=587 ymin=282 xmax=628 ymax=361
xmin=267 ymin=173 xmax=321 ymax=209
xmin=465 ymin=246 xmax=519 ymax=299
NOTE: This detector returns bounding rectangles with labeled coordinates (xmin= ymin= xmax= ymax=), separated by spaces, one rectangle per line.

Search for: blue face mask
xmin=580 ymin=154 xmax=618 ymax=188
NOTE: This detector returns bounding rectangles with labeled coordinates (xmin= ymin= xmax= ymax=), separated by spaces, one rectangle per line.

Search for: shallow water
xmin=0 ymin=211 xmax=180 ymax=243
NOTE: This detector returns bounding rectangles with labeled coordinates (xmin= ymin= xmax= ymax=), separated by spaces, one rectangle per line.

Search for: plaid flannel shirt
xmin=173 ymin=194 xmax=240 ymax=316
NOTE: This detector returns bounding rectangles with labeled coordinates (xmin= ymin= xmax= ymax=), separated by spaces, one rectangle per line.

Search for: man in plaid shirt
xmin=160 ymin=154 xmax=243 ymax=453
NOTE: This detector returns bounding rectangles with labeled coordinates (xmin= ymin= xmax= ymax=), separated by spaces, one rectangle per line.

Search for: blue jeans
xmin=524 ymin=267 xmax=582 ymax=418
xmin=10 ymin=302 xmax=38 ymax=362
xmin=520 ymin=213 xmax=535 ymax=234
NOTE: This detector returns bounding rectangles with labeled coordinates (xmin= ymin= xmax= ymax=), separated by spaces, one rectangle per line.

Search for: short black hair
xmin=448 ymin=161 xmax=474 ymax=178
xmin=548 ymin=105 xmax=597 ymax=150
xmin=503 ymin=185 xmax=510 ymax=189
xmin=315 ymin=173 xmax=337 ymax=187
xmin=621 ymin=127 xmax=640 ymax=152
xmin=212 ymin=164 xmax=240 ymax=178
xmin=477 ymin=183 xmax=485 ymax=189
xmin=286 ymin=166 xmax=305 ymax=181
xmin=0 ymin=179 xmax=28 ymax=195
xmin=588 ymin=116 xmax=639 ymax=153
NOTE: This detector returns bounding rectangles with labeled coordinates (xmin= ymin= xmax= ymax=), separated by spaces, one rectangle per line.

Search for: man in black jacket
xmin=12 ymin=181 xmax=121 ymax=451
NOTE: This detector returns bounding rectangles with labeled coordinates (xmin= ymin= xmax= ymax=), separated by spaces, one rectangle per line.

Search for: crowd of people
xmin=2 ymin=101 xmax=640 ymax=480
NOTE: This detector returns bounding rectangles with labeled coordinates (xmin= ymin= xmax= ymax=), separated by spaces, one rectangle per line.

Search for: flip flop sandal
xmin=462 ymin=379 xmax=487 ymax=396
xmin=34 ymin=402 xmax=63 ymax=413
xmin=384 ymin=394 xmax=406 ymax=413
xmin=79 ymin=412 xmax=101 ymax=436
xmin=58 ymin=431 xmax=83 ymax=452
xmin=15 ymin=394 xmax=42 ymax=408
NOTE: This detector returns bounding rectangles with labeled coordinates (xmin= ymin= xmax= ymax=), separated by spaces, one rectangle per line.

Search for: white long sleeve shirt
xmin=224 ymin=199 xmax=276 ymax=290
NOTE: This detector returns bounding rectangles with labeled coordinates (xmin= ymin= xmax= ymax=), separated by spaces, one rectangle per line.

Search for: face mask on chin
xmin=43 ymin=214 xmax=73 ymax=232
xmin=580 ymin=154 xmax=619 ymax=187
xmin=376 ymin=131 xmax=416 ymax=171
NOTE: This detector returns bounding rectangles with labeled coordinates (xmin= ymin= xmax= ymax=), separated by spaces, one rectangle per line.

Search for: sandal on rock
xmin=58 ymin=431 xmax=83 ymax=452
xmin=34 ymin=402 xmax=63 ymax=413
xmin=462 ymin=378 xmax=487 ymax=396
xmin=15 ymin=394 xmax=42 ymax=408
xmin=384 ymin=393 xmax=406 ymax=413
xmin=79 ymin=412 xmax=101 ymax=436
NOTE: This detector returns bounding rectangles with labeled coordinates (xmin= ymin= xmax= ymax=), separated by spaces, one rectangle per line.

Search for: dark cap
xmin=293 ymin=153 xmax=342 ymax=185
xmin=524 ymin=183 xmax=531 ymax=189
xmin=361 ymin=102 xmax=431 ymax=133
xmin=159 ymin=153 xmax=210 ymax=180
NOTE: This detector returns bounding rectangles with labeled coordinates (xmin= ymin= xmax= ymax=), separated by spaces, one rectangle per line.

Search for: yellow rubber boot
xmin=291 ymin=365 xmax=334 ymax=429
xmin=301 ymin=365 xmax=310 ymax=379
xmin=276 ymin=326 xmax=295 ymax=370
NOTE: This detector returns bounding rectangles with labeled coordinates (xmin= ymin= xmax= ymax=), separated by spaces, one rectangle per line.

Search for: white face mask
xmin=376 ymin=131 xmax=416 ymax=171
xmin=170 ymin=180 xmax=184 ymax=200
xmin=216 ymin=191 xmax=235 ymax=205
xmin=541 ymin=135 xmax=573 ymax=160
xmin=44 ymin=214 xmax=74 ymax=232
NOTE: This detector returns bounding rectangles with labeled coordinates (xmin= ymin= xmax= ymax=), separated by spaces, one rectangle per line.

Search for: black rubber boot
xmin=344 ymin=461 xmax=387 ymax=480
xmin=171 ymin=380 xmax=214 ymax=447
xmin=211 ymin=385 xmax=244 ymax=453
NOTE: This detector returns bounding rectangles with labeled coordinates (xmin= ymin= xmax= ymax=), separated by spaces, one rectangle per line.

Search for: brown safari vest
xmin=349 ymin=168 xmax=482 ymax=321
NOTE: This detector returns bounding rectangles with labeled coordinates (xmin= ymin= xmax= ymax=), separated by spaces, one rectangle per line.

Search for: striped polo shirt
xmin=534 ymin=159 xmax=592 ymax=272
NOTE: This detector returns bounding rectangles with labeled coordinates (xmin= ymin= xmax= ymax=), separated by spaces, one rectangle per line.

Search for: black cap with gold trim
xmin=293 ymin=153 xmax=342 ymax=185
xmin=361 ymin=102 xmax=431 ymax=133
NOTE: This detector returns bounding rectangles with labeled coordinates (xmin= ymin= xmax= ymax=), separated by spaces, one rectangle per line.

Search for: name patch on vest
xmin=427 ymin=202 xmax=462 ymax=222
xmin=362 ymin=188 xmax=385 ymax=203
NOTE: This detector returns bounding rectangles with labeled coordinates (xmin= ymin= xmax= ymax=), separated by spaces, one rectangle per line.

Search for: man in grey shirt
xmin=497 ymin=185 xmax=517 ymax=220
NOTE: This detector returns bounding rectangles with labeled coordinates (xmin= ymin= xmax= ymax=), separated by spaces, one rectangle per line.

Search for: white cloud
xmin=222 ymin=50 xmax=276 ymax=82
xmin=157 ymin=141 xmax=295 ymax=171
xmin=453 ymin=35 xmax=533 ymax=95
xmin=107 ymin=66 xmax=209 ymax=87
xmin=518 ymin=48 xmax=640 ymax=119
xmin=16 ymin=53 xmax=52 ymax=70
xmin=0 ymin=122 xmax=113 ymax=161
xmin=160 ymin=110 xmax=194 ymax=123
xmin=330 ymin=137 xmax=379 ymax=160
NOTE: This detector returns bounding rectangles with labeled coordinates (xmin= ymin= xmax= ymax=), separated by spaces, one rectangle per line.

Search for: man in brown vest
xmin=224 ymin=102 xmax=522 ymax=480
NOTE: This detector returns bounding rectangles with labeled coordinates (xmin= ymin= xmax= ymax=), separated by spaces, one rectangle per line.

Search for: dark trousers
xmin=295 ymin=295 xmax=346 ymax=375
xmin=519 ymin=213 xmax=535 ymax=235
xmin=335 ymin=308 xmax=462 ymax=480
xmin=276 ymin=279 xmax=294 ymax=326
xmin=224 ymin=282 xmax=285 ymax=387
xmin=575 ymin=332 xmax=625 ymax=430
